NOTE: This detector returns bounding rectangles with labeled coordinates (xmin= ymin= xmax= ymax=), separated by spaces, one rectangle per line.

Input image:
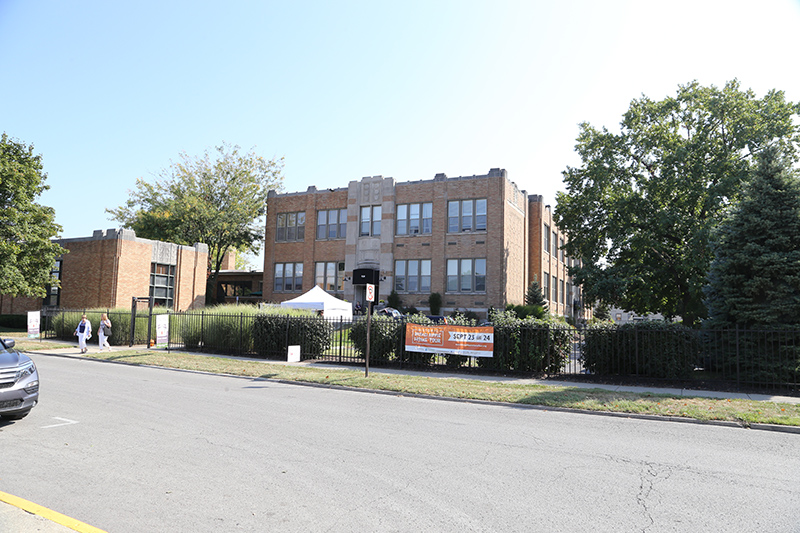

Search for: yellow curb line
xmin=0 ymin=491 xmax=107 ymax=533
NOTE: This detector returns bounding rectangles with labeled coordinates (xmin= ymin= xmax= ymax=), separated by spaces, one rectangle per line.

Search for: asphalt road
xmin=1 ymin=354 xmax=799 ymax=533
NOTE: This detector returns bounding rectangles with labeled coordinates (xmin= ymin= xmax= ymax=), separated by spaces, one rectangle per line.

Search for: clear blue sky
xmin=2 ymin=0 xmax=799 ymax=267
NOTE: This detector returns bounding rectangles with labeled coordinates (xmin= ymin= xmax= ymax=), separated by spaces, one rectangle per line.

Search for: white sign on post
xmin=27 ymin=311 xmax=40 ymax=339
xmin=287 ymin=345 xmax=301 ymax=363
xmin=366 ymin=283 xmax=375 ymax=302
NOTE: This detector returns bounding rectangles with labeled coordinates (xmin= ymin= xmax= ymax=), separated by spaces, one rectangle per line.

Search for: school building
xmin=262 ymin=169 xmax=585 ymax=319
xmin=0 ymin=229 xmax=209 ymax=314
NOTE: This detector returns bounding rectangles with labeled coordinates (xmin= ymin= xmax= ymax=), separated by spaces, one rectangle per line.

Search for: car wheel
xmin=1 ymin=410 xmax=31 ymax=420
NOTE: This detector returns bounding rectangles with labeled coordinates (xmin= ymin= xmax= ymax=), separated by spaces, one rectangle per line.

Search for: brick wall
xmin=0 ymin=229 xmax=209 ymax=313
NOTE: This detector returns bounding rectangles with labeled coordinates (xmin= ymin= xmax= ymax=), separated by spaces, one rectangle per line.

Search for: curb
xmin=26 ymin=349 xmax=800 ymax=435
xmin=0 ymin=491 xmax=107 ymax=533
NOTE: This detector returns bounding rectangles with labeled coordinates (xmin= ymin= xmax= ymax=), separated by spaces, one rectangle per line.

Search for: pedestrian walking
xmin=74 ymin=314 xmax=92 ymax=354
xmin=98 ymin=312 xmax=112 ymax=352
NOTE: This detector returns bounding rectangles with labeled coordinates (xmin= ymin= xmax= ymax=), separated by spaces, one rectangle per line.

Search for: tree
xmin=107 ymin=143 xmax=284 ymax=303
xmin=704 ymin=146 xmax=800 ymax=328
xmin=525 ymin=280 xmax=547 ymax=309
xmin=0 ymin=133 xmax=65 ymax=298
xmin=555 ymin=80 xmax=800 ymax=327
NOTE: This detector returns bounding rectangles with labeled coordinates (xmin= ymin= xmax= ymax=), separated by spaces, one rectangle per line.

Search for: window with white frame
xmin=396 ymin=202 xmax=433 ymax=235
xmin=315 ymin=261 xmax=345 ymax=292
xmin=552 ymin=275 xmax=558 ymax=302
xmin=274 ymin=262 xmax=303 ymax=292
xmin=448 ymin=199 xmax=487 ymax=233
xmin=394 ymin=259 xmax=431 ymax=293
xmin=360 ymin=206 xmax=381 ymax=237
xmin=276 ymin=212 xmax=305 ymax=242
xmin=317 ymin=208 xmax=348 ymax=240
xmin=446 ymin=258 xmax=486 ymax=293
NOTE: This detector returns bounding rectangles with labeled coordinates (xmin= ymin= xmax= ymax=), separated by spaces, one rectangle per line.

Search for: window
xmin=150 ymin=263 xmax=176 ymax=308
xmin=315 ymin=261 xmax=345 ymax=292
xmin=542 ymin=273 xmax=549 ymax=302
xmin=553 ymin=231 xmax=558 ymax=258
xmin=446 ymin=258 xmax=486 ymax=293
xmin=43 ymin=259 xmax=61 ymax=307
xmin=561 ymin=279 xmax=566 ymax=306
xmin=544 ymin=224 xmax=551 ymax=253
xmin=396 ymin=202 xmax=433 ymax=235
xmin=360 ymin=206 xmax=381 ymax=237
xmin=394 ymin=259 xmax=431 ymax=292
xmin=552 ymin=275 xmax=558 ymax=302
xmin=560 ymin=238 xmax=565 ymax=262
xmin=276 ymin=212 xmax=305 ymax=242
xmin=317 ymin=208 xmax=348 ymax=240
xmin=274 ymin=262 xmax=303 ymax=292
xmin=448 ymin=199 xmax=487 ymax=233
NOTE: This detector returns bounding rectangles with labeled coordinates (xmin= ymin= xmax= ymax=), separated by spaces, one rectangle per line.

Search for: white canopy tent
xmin=280 ymin=285 xmax=353 ymax=321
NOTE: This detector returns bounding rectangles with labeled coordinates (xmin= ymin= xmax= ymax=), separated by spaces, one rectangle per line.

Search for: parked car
xmin=426 ymin=315 xmax=450 ymax=324
xmin=0 ymin=338 xmax=39 ymax=420
xmin=377 ymin=307 xmax=404 ymax=319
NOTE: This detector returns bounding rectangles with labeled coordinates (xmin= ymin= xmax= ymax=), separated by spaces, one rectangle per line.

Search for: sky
xmin=2 ymin=0 xmax=800 ymax=268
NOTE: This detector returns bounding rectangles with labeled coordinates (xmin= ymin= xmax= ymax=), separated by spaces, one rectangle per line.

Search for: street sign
xmin=366 ymin=283 xmax=375 ymax=302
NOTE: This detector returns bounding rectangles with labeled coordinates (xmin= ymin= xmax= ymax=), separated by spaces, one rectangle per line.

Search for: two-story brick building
xmin=262 ymin=169 xmax=584 ymax=319
xmin=0 ymin=229 xmax=208 ymax=314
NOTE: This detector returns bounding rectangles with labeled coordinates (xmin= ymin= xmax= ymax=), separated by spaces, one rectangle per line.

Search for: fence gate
xmin=130 ymin=296 xmax=154 ymax=347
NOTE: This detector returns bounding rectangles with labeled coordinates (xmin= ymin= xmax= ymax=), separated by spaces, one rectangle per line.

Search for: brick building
xmin=0 ymin=229 xmax=208 ymax=314
xmin=263 ymin=169 xmax=584 ymax=319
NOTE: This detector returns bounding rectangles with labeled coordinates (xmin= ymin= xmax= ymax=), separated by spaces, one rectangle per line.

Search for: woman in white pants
xmin=74 ymin=315 xmax=92 ymax=354
xmin=98 ymin=312 xmax=112 ymax=352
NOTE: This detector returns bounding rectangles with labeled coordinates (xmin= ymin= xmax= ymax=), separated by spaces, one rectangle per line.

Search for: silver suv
xmin=0 ymin=338 xmax=39 ymax=420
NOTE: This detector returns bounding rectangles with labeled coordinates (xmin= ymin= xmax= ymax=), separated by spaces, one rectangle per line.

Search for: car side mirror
xmin=3 ymin=339 xmax=15 ymax=349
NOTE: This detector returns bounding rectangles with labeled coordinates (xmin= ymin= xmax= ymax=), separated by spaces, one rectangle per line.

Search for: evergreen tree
xmin=525 ymin=280 xmax=547 ymax=310
xmin=704 ymin=146 xmax=800 ymax=328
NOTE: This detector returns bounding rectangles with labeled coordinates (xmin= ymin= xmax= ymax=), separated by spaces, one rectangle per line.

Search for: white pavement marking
xmin=41 ymin=417 xmax=79 ymax=429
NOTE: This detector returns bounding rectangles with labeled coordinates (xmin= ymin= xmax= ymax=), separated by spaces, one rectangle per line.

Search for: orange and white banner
xmin=405 ymin=323 xmax=494 ymax=358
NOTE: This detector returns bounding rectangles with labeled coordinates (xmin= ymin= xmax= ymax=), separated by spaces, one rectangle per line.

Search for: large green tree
xmin=555 ymin=80 xmax=800 ymax=327
xmin=0 ymin=133 xmax=65 ymax=298
xmin=107 ymin=143 xmax=284 ymax=302
xmin=704 ymin=146 xmax=800 ymax=328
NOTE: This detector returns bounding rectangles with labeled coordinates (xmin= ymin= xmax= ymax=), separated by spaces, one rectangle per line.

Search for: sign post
xmin=365 ymin=283 xmax=375 ymax=377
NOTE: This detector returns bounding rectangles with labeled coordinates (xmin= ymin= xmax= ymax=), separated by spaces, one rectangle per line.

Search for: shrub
xmin=50 ymin=308 xmax=144 ymax=346
xmin=428 ymin=293 xmax=442 ymax=315
xmin=582 ymin=321 xmax=699 ymax=379
xmin=0 ymin=314 xmax=27 ymax=330
xmin=252 ymin=311 xmax=331 ymax=359
xmin=349 ymin=315 xmax=402 ymax=364
xmin=387 ymin=290 xmax=402 ymax=310
xmin=478 ymin=310 xmax=570 ymax=373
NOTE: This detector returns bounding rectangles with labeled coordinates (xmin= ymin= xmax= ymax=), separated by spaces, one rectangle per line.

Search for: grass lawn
xmin=47 ymin=346 xmax=800 ymax=428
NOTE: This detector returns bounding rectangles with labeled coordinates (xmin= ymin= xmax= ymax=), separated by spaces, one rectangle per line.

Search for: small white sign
xmin=27 ymin=311 xmax=40 ymax=339
xmin=287 ymin=345 xmax=301 ymax=363
xmin=366 ymin=283 xmax=375 ymax=302
xmin=155 ymin=314 xmax=169 ymax=348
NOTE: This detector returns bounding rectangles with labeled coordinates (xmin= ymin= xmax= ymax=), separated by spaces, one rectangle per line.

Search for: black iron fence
xmin=40 ymin=308 xmax=800 ymax=395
